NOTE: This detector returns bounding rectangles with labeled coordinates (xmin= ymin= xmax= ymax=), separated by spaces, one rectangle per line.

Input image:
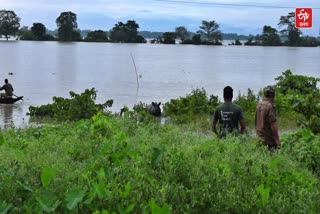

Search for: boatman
xmin=255 ymin=85 xmax=281 ymax=149
xmin=0 ymin=78 xmax=14 ymax=98
xmin=212 ymin=86 xmax=246 ymax=137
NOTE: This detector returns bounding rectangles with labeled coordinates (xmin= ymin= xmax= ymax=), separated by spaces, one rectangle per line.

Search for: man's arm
xmin=271 ymin=122 xmax=281 ymax=148
xmin=240 ymin=119 xmax=246 ymax=134
xmin=238 ymin=107 xmax=246 ymax=134
xmin=212 ymin=110 xmax=218 ymax=134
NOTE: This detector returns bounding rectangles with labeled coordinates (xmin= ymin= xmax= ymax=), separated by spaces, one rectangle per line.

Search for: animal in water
xmin=148 ymin=102 xmax=161 ymax=117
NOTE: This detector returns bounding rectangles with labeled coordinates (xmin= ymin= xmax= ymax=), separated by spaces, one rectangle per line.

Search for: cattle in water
xmin=148 ymin=102 xmax=161 ymax=117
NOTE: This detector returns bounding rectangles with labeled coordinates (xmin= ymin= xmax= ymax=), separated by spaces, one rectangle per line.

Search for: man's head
xmin=264 ymin=85 xmax=275 ymax=98
xmin=4 ymin=79 xmax=8 ymax=84
xmin=223 ymin=86 xmax=233 ymax=101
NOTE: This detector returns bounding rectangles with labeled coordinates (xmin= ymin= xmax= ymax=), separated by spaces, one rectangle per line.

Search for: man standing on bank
xmin=255 ymin=86 xmax=281 ymax=149
xmin=213 ymin=86 xmax=246 ymax=137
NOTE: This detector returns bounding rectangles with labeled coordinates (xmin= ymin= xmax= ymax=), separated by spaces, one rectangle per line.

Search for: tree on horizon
xmin=0 ymin=9 xmax=20 ymax=40
xmin=56 ymin=11 xmax=79 ymax=41
xmin=197 ymin=20 xmax=222 ymax=44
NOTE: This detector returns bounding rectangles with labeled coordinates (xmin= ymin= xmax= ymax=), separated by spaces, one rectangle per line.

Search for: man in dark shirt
xmin=255 ymin=85 xmax=281 ymax=149
xmin=0 ymin=79 xmax=14 ymax=98
xmin=213 ymin=86 xmax=246 ymax=137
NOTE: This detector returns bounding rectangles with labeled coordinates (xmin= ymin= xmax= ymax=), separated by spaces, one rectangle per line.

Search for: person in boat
xmin=212 ymin=86 xmax=246 ymax=137
xmin=0 ymin=79 xmax=14 ymax=98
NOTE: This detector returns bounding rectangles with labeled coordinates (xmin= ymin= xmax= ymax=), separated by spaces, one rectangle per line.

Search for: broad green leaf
xmin=119 ymin=182 xmax=131 ymax=198
xmin=65 ymin=188 xmax=86 ymax=210
xmin=94 ymin=182 xmax=106 ymax=199
xmin=36 ymin=191 xmax=61 ymax=213
xmin=150 ymin=198 xmax=170 ymax=214
xmin=0 ymin=201 xmax=11 ymax=214
xmin=41 ymin=166 xmax=57 ymax=186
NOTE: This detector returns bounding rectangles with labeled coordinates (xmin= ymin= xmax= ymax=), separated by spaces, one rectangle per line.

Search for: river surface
xmin=0 ymin=40 xmax=319 ymax=128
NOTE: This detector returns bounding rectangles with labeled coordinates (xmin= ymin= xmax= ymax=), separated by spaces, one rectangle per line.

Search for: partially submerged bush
xmin=27 ymin=88 xmax=113 ymax=121
xmin=163 ymin=88 xmax=220 ymax=123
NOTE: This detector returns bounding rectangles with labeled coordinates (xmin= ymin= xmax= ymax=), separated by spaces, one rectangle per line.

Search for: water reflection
xmin=0 ymin=104 xmax=23 ymax=128
xmin=0 ymin=41 xmax=319 ymax=128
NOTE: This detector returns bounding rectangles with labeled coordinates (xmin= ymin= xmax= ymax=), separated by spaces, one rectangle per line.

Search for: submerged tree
xmin=85 ymin=30 xmax=108 ymax=42
xmin=161 ymin=32 xmax=176 ymax=44
xmin=175 ymin=26 xmax=189 ymax=42
xmin=197 ymin=20 xmax=222 ymax=44
xmin=261 ymin=25 xmax=281 ymax=46
xmin=278 ymin=12 xmax=302 ymax=46
xmin=110 ymin=20 xmax=145 ymax=43
xmin=31 ymin=22 xmax=46 ymax=40
xmin=0 ymin=10 xmax=20 ymax=40
xmin=56 ymin=11 xmax=78 ymax=41
xmin=17 ymin=26 xmax=34 ymax=40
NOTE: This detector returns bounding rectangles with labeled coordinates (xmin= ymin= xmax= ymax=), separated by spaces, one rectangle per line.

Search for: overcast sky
xmin=1 ymin=0 xmax=319 ymax=35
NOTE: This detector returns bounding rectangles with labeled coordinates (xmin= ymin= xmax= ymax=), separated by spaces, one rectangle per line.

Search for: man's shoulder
xmin=230 ymin=103 xmax=243 ymax=111
xmin=258 ymin=99 xmax=275 ymax=109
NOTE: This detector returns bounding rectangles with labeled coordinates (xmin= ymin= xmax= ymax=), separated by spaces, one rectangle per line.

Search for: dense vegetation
xmin=1 ymin=116 xmax=320 ymax=213
xmin=1 ymin=70 xmax=320 ymax=213
xmin=3 ymin=8 xmax=319 ymax=46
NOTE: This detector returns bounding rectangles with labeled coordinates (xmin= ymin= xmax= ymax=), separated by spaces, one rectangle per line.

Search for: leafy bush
xmin=163 ymin=88 xmax=220 ymax=123
xmin=0 ymin=116 xmax=320 ymax=213
xmin=275 ymin=70 xmax=320 ymax=95
xmin=27 ymin=88 xmax=113 ymax=121
xmin=289 ymin=93 xmax=320 ymax=134
xmin=281 ymin=129 xmax=320 ymax=176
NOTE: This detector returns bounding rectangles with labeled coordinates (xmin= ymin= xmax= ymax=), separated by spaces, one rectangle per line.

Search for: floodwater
xmin=0 ymin=40 xmax=319 ymax=128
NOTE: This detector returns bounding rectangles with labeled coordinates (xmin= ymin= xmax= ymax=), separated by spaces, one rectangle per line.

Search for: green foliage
xmin=27 ymin=88 xmax=113 ymax=121
xmin=234 ymin=39 xmax=242 ymax=45
xmin=41 ymin=166 xmax=57 ymax=187
xmin=175 ymin=26 xmax=188 ymax=42
xmin=160 ymin=32 xmax=176 ymax=44
xmin=261 ymin=25 xmax=281 ymax=46
xmin=275 ymin=70 xmax=320 ymax=94
xmin=300 ymin=36 xmax=318 ymax=47
xmin=0 ymin=116 xmax=320 ymax=212
xmin=110 ymin=20 xmax=146 ymax=43
xmin=197 ymin=20 xmax=222 ymax=43
xmin=0 ymin=10 xmax=20 ymax=40
xmin=31 ymin=22 xmax=46 ymax=40
xmin=85 ymin=30 xmax=108 ymax=42
xmin=163 ymin=88 xmax=220 ymax=123
xmin=289 ymin=93 xmax=320 ymax=134
xmin=17 ymin=26 xmax=35 ymax=40
xmin=234 ymin=88 xmax=260 ymax=113
xmin=281 ymin=129 xmax=320 ymax=176
xmin=56 ymin=11 xmax=79 ymax=41
xmin=65 ymin=188 xmax=86 ymax=210
xmin=273 ymin=70 xmax=320 ymax=134
xmin=278 ymin=12 xmax=302 ymax=46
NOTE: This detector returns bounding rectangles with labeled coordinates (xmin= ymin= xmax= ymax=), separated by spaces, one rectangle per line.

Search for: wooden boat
xmin=0 ymin=96 xmax=23 ymax=104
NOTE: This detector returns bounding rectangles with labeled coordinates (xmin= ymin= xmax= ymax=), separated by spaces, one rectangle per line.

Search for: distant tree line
xmin=240 ymin=12 xmax=319 ymax=47
xmin=0 ymin=9 xmax=319 ymax=47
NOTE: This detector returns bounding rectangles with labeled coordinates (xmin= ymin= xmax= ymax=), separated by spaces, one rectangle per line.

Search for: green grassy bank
xmin=1 ymin=114 xmax=320 ymax=213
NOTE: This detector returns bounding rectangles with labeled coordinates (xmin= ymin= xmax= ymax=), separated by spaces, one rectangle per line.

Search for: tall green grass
xmin=1 ymin=115 xmax=319 ymax=213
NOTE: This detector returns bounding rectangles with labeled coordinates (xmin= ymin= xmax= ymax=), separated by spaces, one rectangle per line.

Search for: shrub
xmin=27 ymin=88 xmax=113 ymax=121
xmin=163 ymin=88 xmax=220 ymax=123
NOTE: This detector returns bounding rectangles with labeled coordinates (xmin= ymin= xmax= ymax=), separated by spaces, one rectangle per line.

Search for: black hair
xmin=264 ymin=85 xmax=275 ymax=98
xmin=4 ymin=79 xmax=8 ymax=83
xmin=223 ymin=86 xmax=233 ymax=99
